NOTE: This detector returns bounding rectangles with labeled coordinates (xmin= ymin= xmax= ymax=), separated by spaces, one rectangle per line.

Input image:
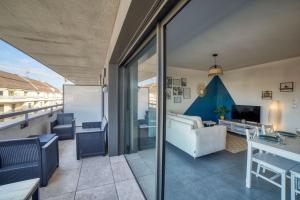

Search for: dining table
xmin=246 ymin=132 xmax=300 ymax=188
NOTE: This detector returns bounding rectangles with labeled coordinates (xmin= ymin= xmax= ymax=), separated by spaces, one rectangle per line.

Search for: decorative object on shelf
xmin=208 ymin=53 xmax=223 ymax=77
xmin=262 ymin=91 xmax=273 ymax=100
xmin=197 ymin=82 xmax=206 ymax=97
xmin=174 ymin=96 xmax=182 ymax=103
xmin=214 ymin=105 xmax=229 ymax=120
xmin=280 ymin=82 xmax=294 ymax=92
xmin=183 ymin=88 xmax=191 ymax=99
xmin=167 ymin=77 xmax=172 ymax=88
xmin=268 ymin=100 xmax=281 ymax=131
xmin=166 ymin=89 xmax=172 ymax=100
xmin=173 ymin=78 xmax=181 ymax=87
xmin=173 ymin=87 xmax=182 ymax=95
xmin=181 ymin=78 xmax=187 ymax=87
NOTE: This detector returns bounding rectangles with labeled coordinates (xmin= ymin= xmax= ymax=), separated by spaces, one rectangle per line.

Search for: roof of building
xmin=0 ymin=70 xmax=62 ymax=93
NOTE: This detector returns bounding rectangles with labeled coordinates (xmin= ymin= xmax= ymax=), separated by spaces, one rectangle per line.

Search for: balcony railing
xmin=0 ymin=96 xmax=62 ymax=103
xmin=0 ymin=104 xmax=63 ymax=130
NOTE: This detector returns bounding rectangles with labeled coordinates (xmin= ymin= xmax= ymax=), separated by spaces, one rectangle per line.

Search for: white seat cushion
xmin=176 ymin=114 xmax=203 ymax=129
xmin=187 ymin=116 xmax=203 ymax=128
xmin=291 ymin=165 xmax=300 ymax=175
xmin=253 ymin=153 xmax=298 ymax=171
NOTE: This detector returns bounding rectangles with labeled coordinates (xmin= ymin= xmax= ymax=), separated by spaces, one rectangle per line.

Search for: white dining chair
xmin=290 ymin=165 xmax=300 ymax=200
xmin=246 ymin=129 xmax=298 ymax=200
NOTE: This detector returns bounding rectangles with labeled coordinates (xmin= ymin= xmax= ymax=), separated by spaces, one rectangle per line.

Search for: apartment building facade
xmin=0 ymin=70 xmax=62 ymax=114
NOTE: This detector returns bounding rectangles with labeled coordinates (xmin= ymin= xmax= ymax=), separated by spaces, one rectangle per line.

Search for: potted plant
xmin=214 ymin=105 xmax=229 ymax=120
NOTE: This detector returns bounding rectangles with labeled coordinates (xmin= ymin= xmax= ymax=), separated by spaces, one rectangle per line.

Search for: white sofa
xmin=166 ymin=113 xmax=227 ymax=158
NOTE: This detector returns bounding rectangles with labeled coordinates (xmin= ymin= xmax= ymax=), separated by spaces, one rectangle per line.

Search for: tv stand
xmin=219 ymin=119 xmax=263 ymax=136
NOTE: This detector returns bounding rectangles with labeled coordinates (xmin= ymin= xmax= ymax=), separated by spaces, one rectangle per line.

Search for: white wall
xmin=138 ymin=87 xmax=149 ymax=120
xmin=104 ymin=90 xmax=108 ymax=120
xmin=222 ymin=57 xmax=300 ymax=132
xmin=64 ymin=85 xmax=103 ymax=126
xmin=166 ymin=67 xmax=209 ymax=113
xmin=167 ymin=57 xmax=300 ymax=133
xmin=0 ymin=111 xmax=61 ymax=140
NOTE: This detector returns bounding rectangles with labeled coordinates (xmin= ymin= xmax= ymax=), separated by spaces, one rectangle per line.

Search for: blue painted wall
xmin=184 ymin=76 xmax=235 ymax=122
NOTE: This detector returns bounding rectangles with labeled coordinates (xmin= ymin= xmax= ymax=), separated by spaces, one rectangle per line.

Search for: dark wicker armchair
xmin=40 ymin=135 xmax=59 ymax=186
xmin=0 ymin=135 xmax=59 ymax=187
xmin=0 ymin=138 xmax=42 ymax=186
xmin=82 ymin=121 xmax=101 ymax=129
xmin=76 ymin=121 xmax=107 ymax=160
xmin=51 ymin=113 xmax=75 ymax=140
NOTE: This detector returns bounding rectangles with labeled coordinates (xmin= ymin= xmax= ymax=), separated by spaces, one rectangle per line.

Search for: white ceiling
xmin=0 ymin=0 xmax=119 ymax=85
xmin=166 ymin=0 xmax=300 ymax=71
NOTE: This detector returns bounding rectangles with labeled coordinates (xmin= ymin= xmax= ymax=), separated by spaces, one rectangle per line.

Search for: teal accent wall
xmin=184 ymin=76 xmax=235 ymax=122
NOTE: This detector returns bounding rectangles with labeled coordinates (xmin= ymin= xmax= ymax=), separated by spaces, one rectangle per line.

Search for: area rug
xmin=226 ymin=133 xmax=247 ymax=153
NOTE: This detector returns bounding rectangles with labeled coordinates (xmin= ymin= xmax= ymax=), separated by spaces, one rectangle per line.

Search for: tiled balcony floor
xmin=41 ymin=140 xmax=145 ymax=200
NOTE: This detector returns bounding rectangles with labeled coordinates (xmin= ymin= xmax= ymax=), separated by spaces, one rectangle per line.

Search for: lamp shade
xmin=208 ymin=53 xmax=224 ymax=77
xmin=208 ymin=65 xmax=223 ymax=77
xmin=268 ymin=100 xmax=281 ymax=131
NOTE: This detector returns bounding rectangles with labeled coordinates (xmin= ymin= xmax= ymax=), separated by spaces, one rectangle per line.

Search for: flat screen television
xmin=232 ymin=105 xmax=261 ymax=123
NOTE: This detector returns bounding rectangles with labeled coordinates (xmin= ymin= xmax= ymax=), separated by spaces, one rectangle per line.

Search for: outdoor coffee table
xmin=0 ymin=178 xmax=40 ymax=200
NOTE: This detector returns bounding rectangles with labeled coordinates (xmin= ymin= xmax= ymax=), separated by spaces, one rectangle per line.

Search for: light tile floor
xmin=41 ymin=140 xmax=145 ymax=200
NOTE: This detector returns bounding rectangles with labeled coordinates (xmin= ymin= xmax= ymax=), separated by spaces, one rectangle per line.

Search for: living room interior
xmin=124 ymin=1 xmax=300 ymax=200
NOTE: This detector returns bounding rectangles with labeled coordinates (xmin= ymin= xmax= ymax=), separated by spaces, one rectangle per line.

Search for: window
xmin=0 ymin=91 xmax=3 ymax=96
xmin=0 ymin=104 xmax=4 ymax=113
xmin=9 ymin=91 xmax=14 ymax=96
xmin=11 ymin=104 xmax=16 ymax=112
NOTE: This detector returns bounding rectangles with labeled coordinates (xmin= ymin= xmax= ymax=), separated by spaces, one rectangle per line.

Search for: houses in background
xmin=0 ymin=70 xmax=62 ymax=114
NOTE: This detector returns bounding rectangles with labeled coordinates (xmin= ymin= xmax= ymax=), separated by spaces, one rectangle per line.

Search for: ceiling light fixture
xmin=208 ymin=53 xmax=223 ymax=77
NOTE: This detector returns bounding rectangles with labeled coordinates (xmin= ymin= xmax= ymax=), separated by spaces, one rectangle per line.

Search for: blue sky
xmin=0 ymin=40 xmax=67 ymax=89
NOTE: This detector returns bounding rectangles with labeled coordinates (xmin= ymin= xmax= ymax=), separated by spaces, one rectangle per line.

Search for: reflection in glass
xmin=124 ymin=37 xmax=157 ymax=200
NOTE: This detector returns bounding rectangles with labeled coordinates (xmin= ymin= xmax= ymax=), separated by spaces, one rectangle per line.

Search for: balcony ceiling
xmin=0 ymin=0 xmax=119 ymax=85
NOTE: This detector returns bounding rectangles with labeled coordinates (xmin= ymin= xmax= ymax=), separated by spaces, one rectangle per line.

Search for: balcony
xmin=0 ymin=95 xmax=63 ymax=103
xmin=40 ymin=140 xmax=144 ymax=200
xmin=0 ymin=105 xmax=144 ymax=200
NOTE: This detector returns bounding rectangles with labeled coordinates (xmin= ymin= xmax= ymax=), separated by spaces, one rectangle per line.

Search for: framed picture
xmin=173 ymin=87 xmax=182 ymax=95
xmin=167 ymin=77 xmax=172 ymax=88
xmin=280 ymin=82 xmax=294 ymax=92
xmin=183 ymin=88 xmax=191 ymax=99
xmin=181 ymin=78 xmax=187 ymax=87
xmin=173 ymin=79 xmax=181 ymax=87
xmin=262 ymin=91 xmax=272 ymax=100
xmin=174 ymin=96 xmax=182 ymax=103
xmin=166 ymin=89 xmax=172 ymax=100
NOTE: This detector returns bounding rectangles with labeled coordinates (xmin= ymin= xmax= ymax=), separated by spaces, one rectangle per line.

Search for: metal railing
xmin=0 ymin=104 xmax=63 ymax=129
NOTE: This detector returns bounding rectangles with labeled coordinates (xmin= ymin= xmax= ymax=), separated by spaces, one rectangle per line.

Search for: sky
xmin=0 ymin=39 xmax=67 ymax=89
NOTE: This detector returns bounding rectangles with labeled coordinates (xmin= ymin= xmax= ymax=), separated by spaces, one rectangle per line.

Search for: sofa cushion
xmin=53 ymin=124 xmax=72 ymax=130
xmin=167 ymin=115 xmax=196 ymax=128
xmin=187 ymin=116 xmax=203 ymax=128
xmin=176 ymin=114 xmax=199 ymax=129
xmin=0 ymin=155 xmax=2 ymax=168
xmin=167 ymin=112 xmax=177 ymax=116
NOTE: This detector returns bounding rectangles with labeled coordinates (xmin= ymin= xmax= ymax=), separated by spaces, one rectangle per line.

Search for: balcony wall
xmin=0 ymin=109 xmax=62 ymax=140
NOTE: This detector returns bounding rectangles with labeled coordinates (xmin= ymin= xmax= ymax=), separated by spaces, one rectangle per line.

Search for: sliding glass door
xmin=124 ymin=37 xmax=158 ymax=200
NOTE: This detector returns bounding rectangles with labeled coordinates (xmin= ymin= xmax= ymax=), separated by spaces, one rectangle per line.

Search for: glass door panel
xmin=124 ymin=37 xmax=157 ymax=200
